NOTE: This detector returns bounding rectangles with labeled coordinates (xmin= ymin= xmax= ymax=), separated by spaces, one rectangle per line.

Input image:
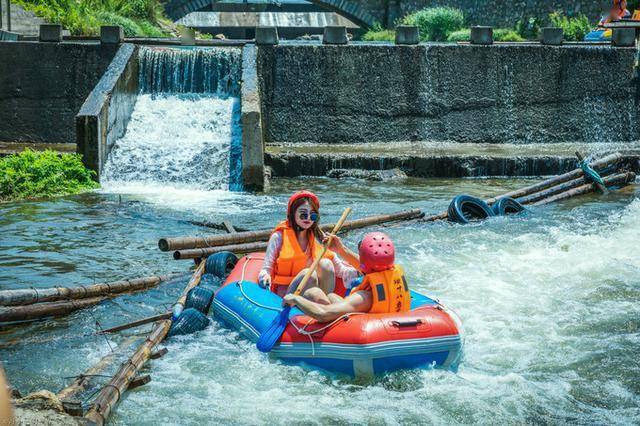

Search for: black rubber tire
xmin=447 ymin=194 xmax=495 ymax=224
xmin=168 ymin=308 xmax=210 ymax=337
xmin=185 ymin=286 xmax=215 ymax=314
xmin=491 ymin=197 xmax=526 ymax=216
xmin=205 ymin=251 xmax=238 ymax=278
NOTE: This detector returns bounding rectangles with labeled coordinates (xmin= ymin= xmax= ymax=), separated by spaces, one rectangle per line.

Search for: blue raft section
xmin=213 ymin=280 xmax=463 ymax=377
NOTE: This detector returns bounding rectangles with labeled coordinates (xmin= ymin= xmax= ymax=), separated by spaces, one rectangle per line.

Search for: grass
xmin=447 ymin=28 xmax=524 ymax=42
xmin=13 ymin=0 xmax=173 ymax=36
xmin=362 ymin=24 xmax=395 ymax=42
xmin=402 ymin=7 xmax=465 ymax=42
xmin=0 ymin=149 xmax=99 ymax=202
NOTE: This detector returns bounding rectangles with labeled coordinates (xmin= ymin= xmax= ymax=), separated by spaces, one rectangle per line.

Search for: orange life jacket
xmin=352 ymin=265 xmax=411 ymax=314
xmin=271 ymin=221 xmax=335 ymax=289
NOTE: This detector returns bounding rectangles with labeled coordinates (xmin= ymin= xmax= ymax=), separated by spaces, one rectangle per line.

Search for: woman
xmin=258 ymin=190 xmax=358 ymax=298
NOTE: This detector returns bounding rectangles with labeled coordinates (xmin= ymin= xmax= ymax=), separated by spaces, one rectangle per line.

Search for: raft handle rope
xmin=236 ymin=256 xmax=282 ymax=312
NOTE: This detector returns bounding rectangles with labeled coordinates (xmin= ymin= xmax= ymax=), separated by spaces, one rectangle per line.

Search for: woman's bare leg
xmin=286 ymin=268 xmax=318 ymax=295
xmin=316 ymin=259 xmax=335 ymax=294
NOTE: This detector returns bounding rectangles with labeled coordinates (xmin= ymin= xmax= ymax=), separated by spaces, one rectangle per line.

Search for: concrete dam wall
xmin=257 ymin=44 xmax=640 ymax=145
xmin=0 ymin=42 xmax=118 ymax=144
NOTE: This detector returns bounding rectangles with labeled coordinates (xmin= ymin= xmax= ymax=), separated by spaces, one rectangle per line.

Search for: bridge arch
xmin=165 ymin=0 xmax=379 ymax=29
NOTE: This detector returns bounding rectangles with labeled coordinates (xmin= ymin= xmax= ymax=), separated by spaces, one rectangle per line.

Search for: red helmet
xmin=287 ymin=190 xmax=320 ymax=214
xmin=359 ymin=232 xmax=395 ymax=273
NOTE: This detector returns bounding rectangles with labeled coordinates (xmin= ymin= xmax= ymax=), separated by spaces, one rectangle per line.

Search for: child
xmin=284 ymin=232 xmax=412 ymax=322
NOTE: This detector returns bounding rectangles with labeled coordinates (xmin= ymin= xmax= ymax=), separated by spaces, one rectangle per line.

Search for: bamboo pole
xmin=0 ymin=297 xmax=106 ymax=323
xmin=84 ymin=262 xmax=206 ymax=425
xmin=0 ymin=273 xmax=182 ymax=307
xmin=484 ymin=153 xmax=622 ymax=205
xmin=98 ymin=312 xmax=171 ymax=334
xmin=174 ymin=241 xmax=268 ymax=260
xmin=532 ymin=172 xmax=635 ymax=206
xmin=517 ymin=175 xmax=588 ymax=205
xmin=159 ymin=209 xmax=423 ymax=252
xmin=57 ymin=336 xmax=138 ymax=402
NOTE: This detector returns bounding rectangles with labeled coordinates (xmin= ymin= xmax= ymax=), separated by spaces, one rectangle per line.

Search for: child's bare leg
xmin=328 ymin=293 xmax=344 ymax=304
xmin=302 ymin=287 xmax=332 ymax=305
xmin=286 ymin=268 xmax=318 ymax=295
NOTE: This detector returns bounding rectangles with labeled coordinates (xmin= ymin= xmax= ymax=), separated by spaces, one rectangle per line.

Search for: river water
xmin=1 ymin=177 xmax=638 ymax=424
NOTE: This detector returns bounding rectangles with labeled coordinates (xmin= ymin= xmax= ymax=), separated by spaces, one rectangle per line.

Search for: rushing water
xmin=1 ymin=177 xmax=639 ymax=424
xmin=102 ymin=46 xmax=243 ymax=192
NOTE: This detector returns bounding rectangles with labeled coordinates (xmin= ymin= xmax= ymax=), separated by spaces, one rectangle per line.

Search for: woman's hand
xmin=323 ymin=233 xmax=344 ymax=253
xmin=258 ymin=269 xmax=271 ymax=289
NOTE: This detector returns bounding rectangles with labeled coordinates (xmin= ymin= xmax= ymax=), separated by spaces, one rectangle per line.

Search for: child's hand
xmin=283 ymin=294 xmax=297 ymax=307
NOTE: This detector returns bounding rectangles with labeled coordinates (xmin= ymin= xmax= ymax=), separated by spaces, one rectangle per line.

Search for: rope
xmin=579 ymin=158 xmax=605 ymax=186
xmin=236 ymin=256 xmax=282 ymax=312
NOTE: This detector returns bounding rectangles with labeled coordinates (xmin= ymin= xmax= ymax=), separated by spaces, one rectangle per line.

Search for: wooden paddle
xmin=256 ymin=207 xmax=352 ymax=353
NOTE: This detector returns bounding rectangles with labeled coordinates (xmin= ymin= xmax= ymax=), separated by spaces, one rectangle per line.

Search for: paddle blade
xmin=256 ymin=307 xmax=291 ymax=353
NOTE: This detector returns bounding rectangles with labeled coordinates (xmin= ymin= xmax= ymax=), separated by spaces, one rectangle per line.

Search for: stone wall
xmin=257 ymin=44 xmax=640 ymax=145
xmin=76 ymin=43 xmax=138 ymax=176
xmin=0 ymin=42 xmax=118 ymax=144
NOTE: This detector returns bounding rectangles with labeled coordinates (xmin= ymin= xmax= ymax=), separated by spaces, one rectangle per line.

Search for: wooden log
xmin=84 ymin=262 xmax=206 ymax=425
xmin=84 ymin=319 xmax=172 ymax=425
xmin=518 ymin=175 xmax=588 ymax=205
xmin=128 ymin=375 xmax=151 ymax=390
xmin=57 ymin=336 xmax=138 ymax=402
xmin=0 ymin=297 xmax=106 ymax=323
xmin=174 ymin=241 xmax=268 ymax=260
xmin=484 ymin=152 xmax=622 ymax=205
xmin=0 ymin=273 xmax=182 ymax=307
xmin=159 ymin=209 xmax=424 ymax=252
xmin=98 ymin=312 xmax=172 ymax=334
xmin=187 ymin=220 xmax=249 ymax=232
xmin=532 ymin=172 xmax=636 ymax=206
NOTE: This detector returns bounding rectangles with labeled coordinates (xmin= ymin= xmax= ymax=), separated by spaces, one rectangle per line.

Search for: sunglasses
xmin=298 ymin=211 xmax=318 ymax=222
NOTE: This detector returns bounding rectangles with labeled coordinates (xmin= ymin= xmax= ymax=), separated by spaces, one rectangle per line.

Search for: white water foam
xmin=101 ymin=94 xmax=241 ymax=195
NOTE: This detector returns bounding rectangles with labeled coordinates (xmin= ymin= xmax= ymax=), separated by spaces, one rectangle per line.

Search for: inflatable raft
xmin=213 ymin=253 xmax=463 ymax=377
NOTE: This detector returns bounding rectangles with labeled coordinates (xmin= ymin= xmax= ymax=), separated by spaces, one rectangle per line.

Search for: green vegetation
xmin=446 ymin=28 xmax=524 ymax=42
xmin=402 ymin=7 xmax=465 ymax=42
xmin=515 ymin=16 xmax=543 ymax=39
xmin=13 ymin=0 xmax=172 ymax=36
xmin=362 ymin=24 xmax=395 ymax=42
xmin=548 ymin=11 xmax=592 ymax=41
xmin=0 ymin=150 xmax=98 ymax=202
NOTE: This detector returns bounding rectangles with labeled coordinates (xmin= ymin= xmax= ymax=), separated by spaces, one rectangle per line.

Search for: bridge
xmin=165 ymin=0 xmax=604 ymax=31
xmin=165 ymin=0 xmax=380 ymax=29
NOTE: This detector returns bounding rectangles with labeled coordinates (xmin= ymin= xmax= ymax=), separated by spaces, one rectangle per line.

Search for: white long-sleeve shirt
xmin=259 ymin=230 xmax=359 ymax=288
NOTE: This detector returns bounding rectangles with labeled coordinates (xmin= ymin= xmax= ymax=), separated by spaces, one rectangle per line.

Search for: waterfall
xmin=101 ymin=46 xmax=243 ymax=192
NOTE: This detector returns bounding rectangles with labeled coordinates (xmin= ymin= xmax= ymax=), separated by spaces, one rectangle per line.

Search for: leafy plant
xmin=447 ymin=29 xmax=470 ymax=42
xmin=362 ymin=24 xmax=396 ymax=42
xmin=515 ymin=16 xmax=543 ymax=39
xmin=494 ymin=29 xmax=525 ymax=42
xmin=13 ymin=0 xmax=169 ymax=36
xmin=549 ymin=11 xmax=592 ymax=41
xmin=403 ymin=7 xmax=465 ymax=41
xmin=0 ymin=149 xmax=98 ymax=202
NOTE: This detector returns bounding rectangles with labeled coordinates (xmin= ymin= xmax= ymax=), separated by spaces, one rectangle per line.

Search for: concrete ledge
xmin=395 ymin=26 xmax=419 ymax=45
xmin=470 ymin=26 xmax=493 ymax=45
xmin=39 ymin=24 xmax=62 ymax=42
xmin=255 ymin=26 xmax=278 ymax=45
xmin=323 ymin=26 xmax=348 ymax=45
xmin=241 ymin=44 xmax=265 ymax=191
xmin=540 ymin=27 xmax=563 ymax=45
xmin=100 ymin=26 xmax=123 ymax=44
xmin=76 ymin=43 xmax=138 ymax=177
xmin=612 ymin=28 xmax=635 ymax=47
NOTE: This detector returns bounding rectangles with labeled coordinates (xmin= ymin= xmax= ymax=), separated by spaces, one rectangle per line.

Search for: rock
xmin=13 ymin=407 xmax=83 ymax=426
xmin=327 ymin=168 xmax=407 ymax=181
xmin=15 ymin=390 xmax=64 ymax=413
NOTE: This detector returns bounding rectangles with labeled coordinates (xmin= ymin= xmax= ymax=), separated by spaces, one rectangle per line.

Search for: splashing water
xmin=101 ymin=46 xmax=243 ymax=193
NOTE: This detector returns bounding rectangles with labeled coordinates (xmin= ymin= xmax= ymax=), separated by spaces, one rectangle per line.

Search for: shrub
xmin=403 ymin=7 xmax=465 ymax=41
xmin=515 ymin=16 xmax=542 ymax=39
xmin=549 ymin=11 xmax=592 ymax=41
xmin=494 ymin=29 xmax=525 ymax=42
xmin=447 ymin=29 xmax=470 ymax=42
xmin=97 ymin=11 xmax=143 ymax=36
xmin=0 ymin=150 xmax=98 ymax=202
xmin=362 ymin=24 xmax=396 ymax=41
xmin=138 ymin=20 xmax=165 ymax=37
